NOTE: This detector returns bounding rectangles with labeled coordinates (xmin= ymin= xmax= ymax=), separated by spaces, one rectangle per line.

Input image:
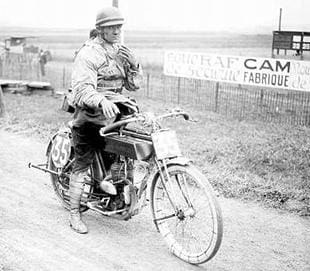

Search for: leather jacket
xmin=70 ymin=36 xmax=142 ymax=126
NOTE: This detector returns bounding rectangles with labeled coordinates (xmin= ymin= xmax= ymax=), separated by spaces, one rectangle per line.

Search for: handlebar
xmin=99 ymin=110 xmax=192 ymax=136
xmin=99 ymin=115 xmax=143 ymax=136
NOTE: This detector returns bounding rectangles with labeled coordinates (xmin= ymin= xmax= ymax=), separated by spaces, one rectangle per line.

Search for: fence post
xmin=0 ymin=58 xmax=2 ymax=77
xmin=146 ymin=73 xmax=150 ymax=98
xmin=215 ymin=81 xmax=219 ymax=112
xmin=62 ymin=67 xmax=66 ymax=89
xmin=0 ymin=86 xmax=5 ymax=117
xmin=260 ymin=89 xmax=264 ymax=107
xmin=37 ymin=62 xmax=41 ymax=81
xmin=177 ymin=77 xmax=181 ymax=104
xmin=19 ymin=62 xmax=23 ymax=80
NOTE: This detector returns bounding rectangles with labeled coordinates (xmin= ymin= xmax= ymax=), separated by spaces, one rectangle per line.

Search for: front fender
xmin=149 ymin=156 xmax=192 ymax=186
xmin=165 ymin=157 xmax=192 ymax=166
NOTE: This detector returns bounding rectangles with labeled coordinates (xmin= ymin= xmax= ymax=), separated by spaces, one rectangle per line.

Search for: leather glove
xmin=118 ymin=45 xmax=139 ymax=70
xmin=100 ymin=98 xmax=120 ymax=119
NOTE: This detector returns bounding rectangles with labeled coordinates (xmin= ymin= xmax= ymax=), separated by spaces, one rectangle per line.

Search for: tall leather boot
xmin=69 ymin=171 xmax=88 ymax=234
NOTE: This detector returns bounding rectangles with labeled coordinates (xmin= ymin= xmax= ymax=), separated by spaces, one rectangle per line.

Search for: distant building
xmin=4 ymin=36 xmax=40 ymax=56
xmin=4 ymin=37 xmax=27 ymax=54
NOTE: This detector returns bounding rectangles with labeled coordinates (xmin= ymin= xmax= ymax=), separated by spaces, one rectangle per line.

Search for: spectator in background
xmin=39 ymin=49 xmax=47 ymax=76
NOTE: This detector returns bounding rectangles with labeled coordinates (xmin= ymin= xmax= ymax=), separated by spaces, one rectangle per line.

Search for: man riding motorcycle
xmin=69 ymin=6 xmax=142 ymax=234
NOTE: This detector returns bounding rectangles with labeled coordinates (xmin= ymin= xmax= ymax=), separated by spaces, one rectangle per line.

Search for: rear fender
xmin=46 ymin=127 xmax=72 ymax=168
xmin=46 ymin=127 xmax=72 ymax=157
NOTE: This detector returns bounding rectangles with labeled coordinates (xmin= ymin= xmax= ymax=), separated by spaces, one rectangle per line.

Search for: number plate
xmin=152 ymin=130 xmax=181 ymax=160
xmin=51 ymin=133 xmax=71 ymax=168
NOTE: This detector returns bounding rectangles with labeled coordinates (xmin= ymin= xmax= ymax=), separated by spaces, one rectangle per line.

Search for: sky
xmin=0 ymin=0 xmax=309 ymax=33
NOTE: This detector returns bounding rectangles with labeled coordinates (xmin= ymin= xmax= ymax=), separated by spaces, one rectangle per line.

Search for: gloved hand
xmin=100 ymin=98 xmax=120 ymax=119
xmin=118 ymin=45 xmax=139 ymax=69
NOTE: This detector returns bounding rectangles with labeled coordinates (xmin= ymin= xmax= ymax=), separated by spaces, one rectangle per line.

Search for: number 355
xmin=51 ymin=134 xmax=71 ymax=168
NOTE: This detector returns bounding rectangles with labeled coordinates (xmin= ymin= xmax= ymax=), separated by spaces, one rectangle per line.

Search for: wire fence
xmin=139 ymin=74 xmax=310 ymax=126
xmin=1 ymin=54 xmax=310 ymax=127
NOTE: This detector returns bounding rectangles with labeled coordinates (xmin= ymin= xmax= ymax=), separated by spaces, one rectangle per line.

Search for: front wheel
xmin=150 ymin=164 xmax=223 ymax=265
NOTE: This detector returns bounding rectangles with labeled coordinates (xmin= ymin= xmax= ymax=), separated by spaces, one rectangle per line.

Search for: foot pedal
xmin=86 ymin=197 xmax=110 ymax=210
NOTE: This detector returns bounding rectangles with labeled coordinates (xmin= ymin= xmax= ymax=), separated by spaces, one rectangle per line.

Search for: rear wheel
xmin=150 ymin=164 xmax=223 ymax=264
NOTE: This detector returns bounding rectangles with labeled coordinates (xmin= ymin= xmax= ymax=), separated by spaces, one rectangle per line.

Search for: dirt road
xmin=0 ymin=130 xmax=309 ymax=271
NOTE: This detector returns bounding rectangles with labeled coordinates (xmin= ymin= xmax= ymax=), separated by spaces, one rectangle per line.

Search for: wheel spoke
xmin=175 ymin=173 xmax=193 ymax=207
xmin=151 ymin=165 xmax=223 ymax=264
xmin=154 ymin=213 xmax=176 ymax=223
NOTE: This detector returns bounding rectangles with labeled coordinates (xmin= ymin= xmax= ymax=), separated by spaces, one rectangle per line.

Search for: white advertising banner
xmin=164 ymin=51 xmax=310 ymax=91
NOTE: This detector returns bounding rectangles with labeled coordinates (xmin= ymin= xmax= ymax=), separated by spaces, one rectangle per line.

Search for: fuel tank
xmin=103 ymin=132 xmax=154 ymax=161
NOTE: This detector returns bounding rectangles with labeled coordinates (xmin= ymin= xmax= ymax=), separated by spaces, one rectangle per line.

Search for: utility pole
xmin=113 ymin=0 xmax=118 ymax=7
xmin=278 ymin=8 xmax=282 ymax=31
xmin=275 ymin=8 xmax=283 ymax=55
xmin=112 ymin=0 xmax=124 ymax=44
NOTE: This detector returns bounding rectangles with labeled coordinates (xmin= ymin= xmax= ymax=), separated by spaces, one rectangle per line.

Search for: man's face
xmin=102 ymin=24 xmax=122 ymax=43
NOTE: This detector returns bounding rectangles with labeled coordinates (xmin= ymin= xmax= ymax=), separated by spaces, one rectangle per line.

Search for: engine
xmin=99 ymin=157 xmax=135 ymax=212
xmin=110 ymin=159 xmax=134 ymax=183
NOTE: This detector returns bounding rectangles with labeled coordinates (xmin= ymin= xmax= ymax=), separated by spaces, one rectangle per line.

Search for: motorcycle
xmin=29 ymin=108 xmax=223 ymax=265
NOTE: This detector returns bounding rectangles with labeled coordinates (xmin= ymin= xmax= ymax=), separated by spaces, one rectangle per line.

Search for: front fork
xmin=154 ymin=157 xmax=194 ymax=217
xmin=154 ymin=159 xmax=178 ymax=211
